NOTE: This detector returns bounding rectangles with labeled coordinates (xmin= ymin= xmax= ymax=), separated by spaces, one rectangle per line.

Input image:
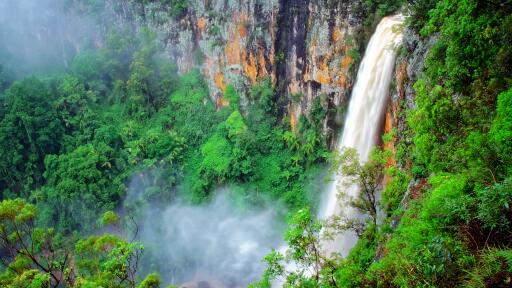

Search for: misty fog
xmin=125 ymin=182 xmax=286 ymax=287
xmin=0 ymin=0 xmax=100 ymax=77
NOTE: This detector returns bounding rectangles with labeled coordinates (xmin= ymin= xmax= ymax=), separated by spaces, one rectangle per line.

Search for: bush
xmin=491 ymin=88 xmax=512 ymax=177
xmin=477 ymin=177 xmax=512 ymax=231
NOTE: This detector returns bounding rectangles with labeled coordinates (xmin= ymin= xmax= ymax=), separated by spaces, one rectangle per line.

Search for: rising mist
xmin=125 ymin=183 xmax=286 ymax=287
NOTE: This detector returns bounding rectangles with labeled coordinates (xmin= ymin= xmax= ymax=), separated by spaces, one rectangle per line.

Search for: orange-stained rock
xmin=316 ymin=58 xmax=331 ymax=85
xmin=342 ymin=53 xmax=352 ymax=69
xmin=397 ymin=62 xmax=407 ymax=100
xmin=383 ymin=108 xmax=396 ymax=167
xmin=203 ymin=57 xmax=215 ymax=89
xmin=290 ymin=110 xmax=297 ymax=131
xmin=337 ymin=74 xmax=346 ymax=88
xmin=304 ymin=36 xmax=354 ymax=89
xmin=258 ymin=47 xmax=269 ymax=79
xmin=197 ymin=17 xmax=207 ymax=34
xmin=382 ymin=107 xmax=396 ymax=187
xmin=216 ymin=96 xmax=230 ymax=108
xmin=225 ymin=13 xmax=251 ymax=66
xmin=215 ymin=72 xmax=226 ymax=92
xmin=237 ymin=13 xmax=249 ymax=38
xmin=332 ymin=28 xmax=343 ymax=43
xmin=238 ymin=22 xmax=247 ymax=38
xmin=243 ymin=52 xmax=258 ymax=83
xmin=225 ymin=36 xmax=242 ymax=65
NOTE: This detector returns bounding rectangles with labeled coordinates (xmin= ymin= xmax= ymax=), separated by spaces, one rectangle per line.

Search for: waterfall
xmin=318 ymin=15 xmax=404 ymax=257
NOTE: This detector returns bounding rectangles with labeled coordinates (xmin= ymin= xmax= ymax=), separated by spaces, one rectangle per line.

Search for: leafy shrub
xmin=476 ymin=177 xmax=512 ymax=231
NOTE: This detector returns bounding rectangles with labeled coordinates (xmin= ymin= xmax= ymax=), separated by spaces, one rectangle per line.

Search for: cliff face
xmin=274 ymin=0 xmax=365 ymax=145
xmin=106 ymin=0 xmax=367 ymax=146
xmin=386 ymin=27 xmax=436 ymax=170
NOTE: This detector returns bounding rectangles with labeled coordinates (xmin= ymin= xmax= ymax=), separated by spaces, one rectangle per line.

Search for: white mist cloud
xmin=128 ymin=186 xmax=285 ymax=287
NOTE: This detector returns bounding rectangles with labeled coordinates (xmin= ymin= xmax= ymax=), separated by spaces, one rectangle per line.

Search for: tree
xmin=40 ymin=144 xmax=122 ymax=232
xmin=0 ymin=199 xmax=72 ymax=287
xmin=252 ymin=208 xmax=339 ymax=287
xmin=224 ymin=85 xmax=240 ymax=109
xmin=200 ymin=134 xmax=233 ymax=181
xmin=70 ymin=50 xmax=103 ymax=84
xmin=225 ymin=110 xmax=247 ymax=139
xmin=137 ymin=273 xmax=161 ymax=288
xmin=56 ymin=75 xmax=95 ymax=133
xmin=126 ymin=28 xmax=171 ymax=117
xmin=74 ymin=234 xmax=144 ymax=288
xmin=0 ymin=198 xmax=158 ymax=288
xmin=406 ymin=0 xmax=438 ymax=31
xmin=490 ymin=88 xmax=512 ymax=177
xmin=332 ymin=148 xmax=387 ymax=229
xmin=127 ymin=52 xmax=154 ymax=115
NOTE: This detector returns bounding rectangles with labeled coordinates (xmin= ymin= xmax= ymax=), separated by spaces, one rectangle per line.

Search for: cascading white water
xmin=272 ymin=16 xmax=403 ymax=287
xmin=318 ymin=15 xmax=404 ymax=257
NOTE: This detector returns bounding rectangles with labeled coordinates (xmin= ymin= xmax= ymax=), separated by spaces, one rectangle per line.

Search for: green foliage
xmin=179 ymin=78 xmax=327 ymax=207
xmin=101 ymin=210 xmax=119 ymax=226
xmin=335 ymin=229 xmax=377 ymax=287
xmin=464 ymin=249 xmax=512 ymax=287
xmin=421 ymin=1 xmax=511 ymax=94
xmin=225 ymin=110 xmax=247 ymax=139
xmin=0 ymin=64 xmax=13 ymax=92
xmin=0 ymin=199 xmax=72 ymax=287
xmin=168 ymin=69 xmax=220 ymax=146
xmin=40 ymin=144 xmax=123 ymax=232
xmin=126 ymin=128 xmax=185 ymax=166
xmin=476 ymin=177 xmax=512 ymax=231
xmin=200 ymin=134 xmax=233 ymax=180
xmin=366 ymin=175 xmax=474 ymax=287
xmin=0 ymin=78 xmax=64 ymax=197
xmin=381 ymin=166 xmax=411 ymax=216
xmin=56 ymin=75 xmax=96 ymax=135
xmin=285 ymin=208 xmax=322 ymax=264
xmin=224 ymin=84 xmax=240 ymax=109
xmin=0 ymin=197 xmax=151 ymax=287
xmin=407 ymin=0 xmax=512 ymax=180
xmin=75 ymin=234 xmax=145 ymax=288
xmin=70 ymin=50 xmax=103 ymax=83
xmin=490 ymin=88 xmax=512 ymax=177
xmin=254 ymin=208 xmax=339 ymax=287
xmin=1 ymin=2 xmax=332 ymax=285
xmin=405 ymin=0 xmax=437 ymax=32
xmin=399 ymin=0 xmax=512 ymax=244
xmin=365 ymin=0 xmax=404 ymax=16
xmin=308 ymin=3 xmax=512 ymax=285
xmin=332 ymin=148 xmax=387 ymax=228
xmin=138 ymin=273 xmax=161 ymax=288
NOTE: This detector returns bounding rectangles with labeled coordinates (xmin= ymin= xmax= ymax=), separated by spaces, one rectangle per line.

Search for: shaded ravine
xmin=318 ymin=15 xmax=404 ymax=257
